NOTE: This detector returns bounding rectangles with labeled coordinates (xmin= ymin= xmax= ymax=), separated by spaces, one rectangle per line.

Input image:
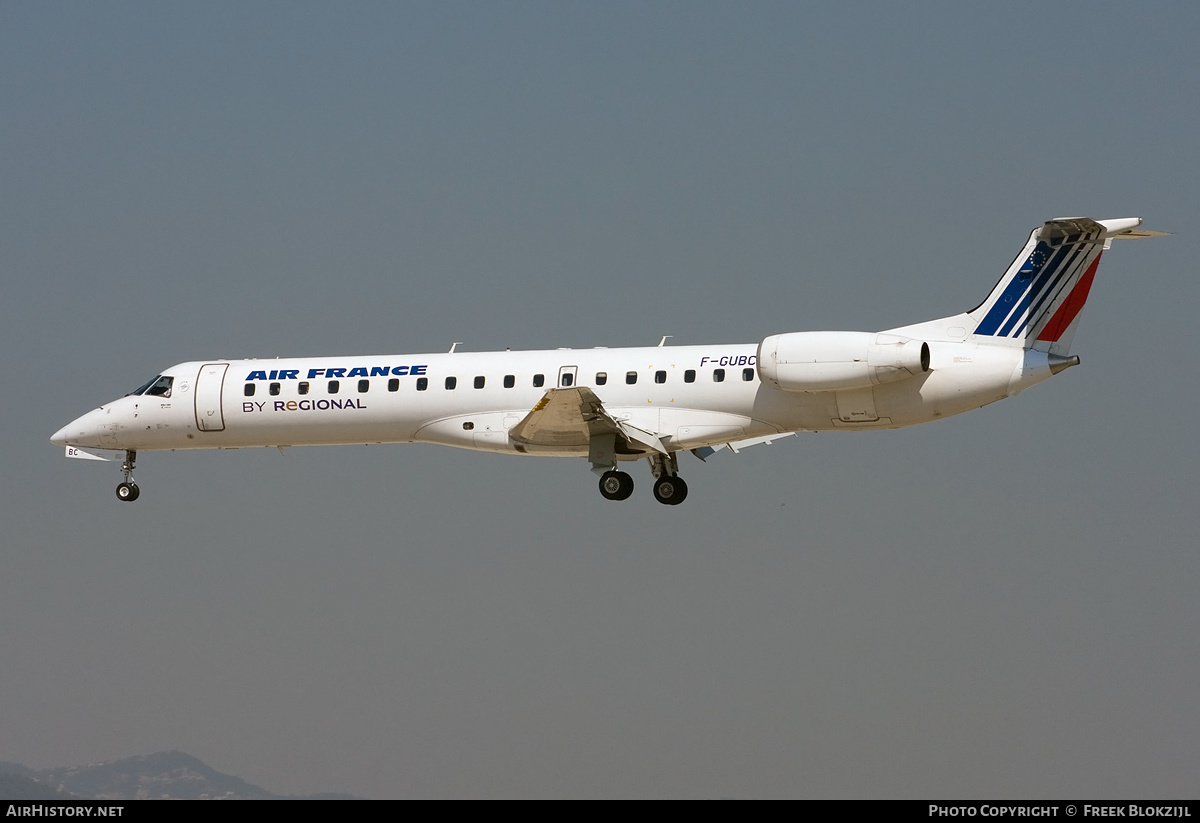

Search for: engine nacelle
xmin=756 ymin=331 xmax=930 ymax=392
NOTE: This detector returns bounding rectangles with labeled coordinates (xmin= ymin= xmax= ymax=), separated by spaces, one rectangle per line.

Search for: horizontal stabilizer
xmin=1110 ymin=229 xmax=1168 ymax=239
xmin=1042 ymin=217 xmax=1158 ymax=241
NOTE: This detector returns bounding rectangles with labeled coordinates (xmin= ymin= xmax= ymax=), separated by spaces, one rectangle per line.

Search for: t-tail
xmin=969 ymin=217 xmax=1156 ymax=358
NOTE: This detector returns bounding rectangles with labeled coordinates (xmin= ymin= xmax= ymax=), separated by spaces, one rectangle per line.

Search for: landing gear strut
xmin=115 ymin=450 xmax=139 ymax=502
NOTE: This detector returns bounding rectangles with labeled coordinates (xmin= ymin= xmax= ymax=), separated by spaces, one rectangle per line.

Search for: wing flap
xmin=691 ymin=432 xmax=795 ymax=460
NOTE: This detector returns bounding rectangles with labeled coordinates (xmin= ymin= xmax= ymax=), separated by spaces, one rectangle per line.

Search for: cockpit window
xmin=129 ymin=376 xmax=158 ymax=396
xmin=144 ymin=375 xmax=173 ymax=397
xmin=129 ymin=375 xmax=172 ymax=397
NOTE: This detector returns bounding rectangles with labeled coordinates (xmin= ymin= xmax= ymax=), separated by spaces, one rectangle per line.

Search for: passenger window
xmin=445 ymin=377 xmax=457 ymax=390
xmin=244 ymin=384 xmax=256 ymax=397
xmin=713 ymin=369 xmax=725 ymax=382
xmin=533 ymin=374 xmax=545 ymax=388
xmin=504 ymin=375 xmax=515 ymax=388
xmin=358 ymin=379 xmax=369 ymax=393
xmin=328 ymin=380 xmax=340 ymax=394
xmin=474 ymin=376 xmax=485 ymax=389
xmin=655 ymin=370 xmax=666 ymax=384
xmin=684 ymin=370 xmax=696 ymax=383
xmin=416 ymin=377 xmax=428 ymax=391
xmin=626 ymin=371 xmax=638 ymax=385
xmin=269 ymin=382 xmax=281 ymax=396
xmin=388 ymin=378 xmax=399 ymax=392
xmin=743 ymin=368 xmax=754 ymax=382
xmin=596 ymin=372 xmax=607 ymax=385
xmin=298 ymin=382 xmax=309 ymax=395
xmin=560 ymin=372 xmax=574 ymax=387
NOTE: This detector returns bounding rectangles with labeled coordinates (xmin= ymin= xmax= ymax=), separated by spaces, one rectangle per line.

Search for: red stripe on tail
xmin=1036 ymin=253 xmax=1102 ymax=343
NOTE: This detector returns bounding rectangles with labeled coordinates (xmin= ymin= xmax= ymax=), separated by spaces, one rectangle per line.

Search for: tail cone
xmin=1048 ymin=354 xmax=1080 ymax=375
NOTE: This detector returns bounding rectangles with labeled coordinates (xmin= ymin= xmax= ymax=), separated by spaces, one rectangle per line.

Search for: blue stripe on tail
xmin=973 ymin=241 xmax=1055 ymax=336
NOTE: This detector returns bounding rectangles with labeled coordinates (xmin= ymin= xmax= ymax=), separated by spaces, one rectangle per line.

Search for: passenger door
xmin=194 ymin=363 xmax=229 ymax=432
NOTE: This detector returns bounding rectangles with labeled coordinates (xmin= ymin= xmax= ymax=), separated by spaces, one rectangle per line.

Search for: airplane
xmin=52 ymin=216 xmax=1159 ymax=505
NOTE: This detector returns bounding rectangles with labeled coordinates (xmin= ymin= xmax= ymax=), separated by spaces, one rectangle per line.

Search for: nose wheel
xmin=115 ymin=450 xmax=140 ymax=502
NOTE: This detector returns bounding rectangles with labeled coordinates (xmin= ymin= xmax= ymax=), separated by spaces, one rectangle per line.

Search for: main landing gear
xmin=648 ymin=451 xmax=688 ymax=506
xmin=652 ymin=475 xmax=688 ymax=506
xmin=115 ymin=450 xmax=140 ymax=502
xmin=595 ymin=453 xmax=689 ymax=506
xmin=598 ymin=470 xmax=634 ymax=501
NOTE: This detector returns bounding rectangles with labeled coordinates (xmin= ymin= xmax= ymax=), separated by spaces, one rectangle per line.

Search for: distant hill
xmin=0 ymin=751 xmax=356 ymax=800
xmin=0 ymin=772 xmax=78 ymax=800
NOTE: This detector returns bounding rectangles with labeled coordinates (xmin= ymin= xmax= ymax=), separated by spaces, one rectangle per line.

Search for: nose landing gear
xmin=115 ymin=450 xmax=140 ymax=502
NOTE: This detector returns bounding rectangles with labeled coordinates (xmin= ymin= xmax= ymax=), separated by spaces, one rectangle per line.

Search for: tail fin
xmin=970 ymin=217 xmax=1146 ymax=354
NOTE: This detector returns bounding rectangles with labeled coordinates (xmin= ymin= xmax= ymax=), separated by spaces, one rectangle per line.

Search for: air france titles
xmin=244 ymin=399 xmax=367 ymax=413
xmin=243 ymin=365 xmax=428 ymax=381
xmin=241 ymin=364 xmax=428 ymax=414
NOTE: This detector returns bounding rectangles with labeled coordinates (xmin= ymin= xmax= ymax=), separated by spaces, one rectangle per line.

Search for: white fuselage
xmin=52 ymin=215 xmax=1149 ymax=504
xmin=51 ymin=319 xmax=1056 ymax=459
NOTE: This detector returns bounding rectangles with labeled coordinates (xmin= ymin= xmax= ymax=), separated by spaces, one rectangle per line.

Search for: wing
xmin=691 ymin=432 xmax=795 ymax=460
xmin=509 ymin=387 xmax=668 ymax=454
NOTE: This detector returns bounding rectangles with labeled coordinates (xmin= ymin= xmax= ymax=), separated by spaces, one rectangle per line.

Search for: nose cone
xmin=51 ymin=408 xmax=106 ymax=448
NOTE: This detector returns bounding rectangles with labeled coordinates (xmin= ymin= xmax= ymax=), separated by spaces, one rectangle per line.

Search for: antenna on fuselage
xmin=658 ymin=336 xmax=672 ymax=347
xmin=449 ymin=342 xmax=463 ymax=353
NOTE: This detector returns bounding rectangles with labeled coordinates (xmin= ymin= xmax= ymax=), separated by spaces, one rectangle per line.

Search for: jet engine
xmin=757 ymin=331 xmax=930 ymax=392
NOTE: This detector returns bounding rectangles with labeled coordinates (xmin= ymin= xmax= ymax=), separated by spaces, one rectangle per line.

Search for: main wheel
xmin=598 ymin=470 xmax=634 ymax=501
xmin=652 ymin=475 xmax=688 ymax=505
xmin=116 ymin=482 xmax=140 ymax=502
